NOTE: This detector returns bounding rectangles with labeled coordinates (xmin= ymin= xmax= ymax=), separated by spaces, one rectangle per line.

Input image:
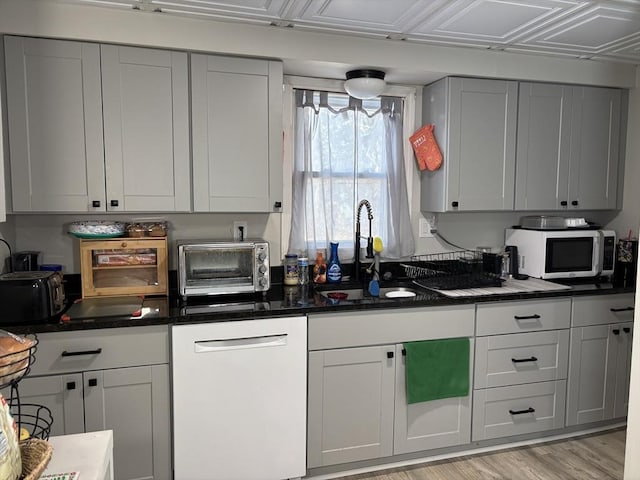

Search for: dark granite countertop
xmin=8 ymin=278 xmax=636 ymax=335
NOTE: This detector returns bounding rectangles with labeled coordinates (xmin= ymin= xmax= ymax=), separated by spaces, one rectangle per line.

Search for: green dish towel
xmin=404 ymin=338 xmax=470 ymax=404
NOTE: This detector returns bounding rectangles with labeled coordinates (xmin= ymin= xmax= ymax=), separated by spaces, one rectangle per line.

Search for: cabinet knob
xmin=88 ymin=378 xmax=98 ymax=387
xmin=121 ymin=242 xmax=128 ymax=248
xmin=110 ymin=199 xmax=119 ymax=207
xmin=451 ymin=201 xmax=459 ymax=208
xmin=560 ymin=201 xmax=568 ymax=207
xmin=571 ymin=200 xmax=579 ymax=206
xmin=92 ymin=200 xmax=101 ymax=208
xmin=613 ymin=329 xmax=620 ymax=335
xmin=386 ymin=351 xmax=394 ymax=359
xmin=66 ymin=381 xmax=76 ymax=390
xmin=624 ymin=327 xmax=631 ymax=334
xmin=274 ymin=201 xmax=282 ymax=209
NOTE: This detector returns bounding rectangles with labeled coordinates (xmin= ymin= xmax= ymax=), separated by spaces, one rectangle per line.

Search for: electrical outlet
xmin=419 ymin=218 xmax=435 ymax=238
xmin=233 ymin=221 xmax=248 ymax=241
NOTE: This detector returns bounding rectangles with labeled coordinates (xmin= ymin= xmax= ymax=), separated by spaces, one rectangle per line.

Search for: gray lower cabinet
xmin=9 ymin=326 xmax=172 ymax=480
xmin=472 ymin=380 xmax=567 ymax=441
xmin=566 ymin=294 xmax=635 ymax=426
xmin=307 ymin=345 xmax=395 ymax=467
xmin=393 ymin=342 xmax=473 ymax=455
xmin=473 ymin=298 xmax=570 ymax=441
xmin=307 ymin=306 xmax=475 ymax=469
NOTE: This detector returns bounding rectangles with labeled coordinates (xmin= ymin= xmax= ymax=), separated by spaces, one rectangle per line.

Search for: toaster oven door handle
xmin=61 ymin=348 xmax=103 ymax=357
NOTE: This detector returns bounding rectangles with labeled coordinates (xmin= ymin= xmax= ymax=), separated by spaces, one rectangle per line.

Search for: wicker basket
xmin=20 ymin=438 xmax=52 ymax=480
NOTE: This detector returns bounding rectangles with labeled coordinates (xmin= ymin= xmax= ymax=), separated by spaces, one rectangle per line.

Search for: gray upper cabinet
xmin=421 ymin=77 xmax=518 ymax=212
xmin=516 ymin=83 xmax=621 ymax=211
xmin=515 ymin=83 xmax=572 ymax=210
xmin=191 ymin=54 xmax=283 ymax=212
xmin=100 ymin=45 xmax=190 ymax=212
xmin=4 ymin=36 xmax=105 ymax=212
xmin=568 ymin=86 xmax=621 ymax=210
xmin=5 ymin=37 xmax=190 ymax=212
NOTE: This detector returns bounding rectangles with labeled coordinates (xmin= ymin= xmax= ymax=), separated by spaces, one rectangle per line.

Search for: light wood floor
xmin=335 ymin=428 xmax=626 ymax=480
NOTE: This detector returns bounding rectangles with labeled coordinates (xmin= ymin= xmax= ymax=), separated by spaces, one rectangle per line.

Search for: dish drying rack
xmin=401 ymin=250 xmax=503 ymax=290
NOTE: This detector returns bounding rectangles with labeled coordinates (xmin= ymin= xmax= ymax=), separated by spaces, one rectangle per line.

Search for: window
xmin=288 ymin=90 xmax=414 ymax=260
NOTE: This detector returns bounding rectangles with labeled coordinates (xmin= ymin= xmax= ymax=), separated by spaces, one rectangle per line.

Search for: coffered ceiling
xmin=55 ymin=0 xmax=640 ymax=65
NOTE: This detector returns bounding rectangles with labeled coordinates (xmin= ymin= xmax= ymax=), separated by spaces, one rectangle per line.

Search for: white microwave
xmin=505 ymin=228 xmax=616 ymax=280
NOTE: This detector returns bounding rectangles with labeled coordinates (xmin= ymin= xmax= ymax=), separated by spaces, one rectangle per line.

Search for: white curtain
xmin=289 ymin=90 xmax=414 ymax=260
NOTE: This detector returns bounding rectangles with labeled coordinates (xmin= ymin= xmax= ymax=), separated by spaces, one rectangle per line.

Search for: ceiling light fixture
xmin=344 ymin=69 xmax=386 ymax=99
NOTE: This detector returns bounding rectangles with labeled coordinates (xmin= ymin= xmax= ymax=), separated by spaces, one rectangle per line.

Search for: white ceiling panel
xmin=50 ymin=0 xmax=640 ymax=64
xmin=523 ymin=3 xmax=640 ymax=56
xmin=411 ymin=0 xmax=585 ymax=43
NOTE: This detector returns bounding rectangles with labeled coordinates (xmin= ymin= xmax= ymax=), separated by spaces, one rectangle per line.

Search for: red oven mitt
xmin=410 ymin=124 xmax=443 ymax=171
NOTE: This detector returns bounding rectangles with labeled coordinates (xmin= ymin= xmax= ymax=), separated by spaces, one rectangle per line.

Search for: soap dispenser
xmin=326 ymin=242 xmax=342 ymax=283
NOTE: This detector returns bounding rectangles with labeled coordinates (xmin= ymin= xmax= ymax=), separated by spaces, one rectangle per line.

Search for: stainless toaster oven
xmin=0 ymin=271 xmax=65 ymax=324
xmin=177 ymin=240 xmax=270 ymax=300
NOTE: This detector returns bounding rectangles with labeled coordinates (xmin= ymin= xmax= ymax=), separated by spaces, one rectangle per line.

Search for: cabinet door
xmin=1 ymin=373 xmax=84 ymax=437
xmin=515 ymin=83 xmax=572 ymax=210
xmin=445 ymin=77 xmax=517 ymax=211
xmin=566 ymin=324 xmax=617 ymax=425
xmin=101 ymin=45 xmax=190 ymax=212
xmin=307 ymin=346 xmax=395 ymax=468
xmin=4 ymin=36 xmax=105 ymax=212
xmin=568 ymin=86 xmax=621 ymax=210
xmin=614 ymin=322 xmax=633 ymax=418
xmin=84 ymin=365 xmax=171 ymax=480
xmin=191 ymin=54 xmax=283 ymax=212
xmin=393 ymin=342 xmax=472 ymax=454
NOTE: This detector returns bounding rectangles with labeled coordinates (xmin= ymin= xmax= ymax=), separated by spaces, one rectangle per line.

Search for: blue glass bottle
xmin=326 ymin=242 xmax=342 ymax=284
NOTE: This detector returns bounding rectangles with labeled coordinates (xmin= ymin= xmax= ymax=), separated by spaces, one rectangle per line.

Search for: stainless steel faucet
xmin=354 ymin=199 xmax=374 ymax=282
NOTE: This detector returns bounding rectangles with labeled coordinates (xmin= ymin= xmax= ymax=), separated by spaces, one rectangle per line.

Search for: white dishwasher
xmin=172 ymin=316 xmax=307 ymax=480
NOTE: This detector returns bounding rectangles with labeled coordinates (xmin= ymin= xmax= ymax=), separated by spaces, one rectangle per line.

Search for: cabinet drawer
xmin=476 ymin=298 xmax=571 ymax=336
xmin=474 ymin=330 xmax=569 ymax=388
xmin=571 ymin=294 xmax=635 ymax=327
xmin=30 ymin=326 xmax=169 ymax=376
xmin=308 ymin=305 xmax=475 ymax=350
xmin=472 ymin=380 xmax=566 ymax=441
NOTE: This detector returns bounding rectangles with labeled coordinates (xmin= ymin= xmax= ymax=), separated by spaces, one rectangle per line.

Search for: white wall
xmin=624 ymin=262 xmax=640 ymax=480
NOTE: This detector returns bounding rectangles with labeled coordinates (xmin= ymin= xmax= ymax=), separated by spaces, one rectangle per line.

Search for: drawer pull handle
xmin=512 ymin=356 xmax=538 ymax=363
xmin=613 ymin=329 xmax=621 ymax=335
xmin=624 ymin=327 xmax=631 ymax=334
xmin=66 ymin=381 xmax=76 ymax=390
xmin=509 ymin=407 xmax=535 ymax=415
xmin=610 ymin=307 xmax=634 ymax=313
xmin=88 ymin=378 xmax=98 ymax=387
xmin=514 ymin=314 xmax=541 ymax=320
xmin=61 ymin=348 xmax=103 ymax=357
xmin=387 ymin=351 xmax=394 ymax=359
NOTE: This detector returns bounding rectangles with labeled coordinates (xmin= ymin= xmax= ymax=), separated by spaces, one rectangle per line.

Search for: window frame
xmin=281 ymin=75 xmax=418 ymax=260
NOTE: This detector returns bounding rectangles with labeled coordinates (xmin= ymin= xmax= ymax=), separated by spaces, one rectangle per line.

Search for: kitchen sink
xmin=319 ymin=285 xmax=423 ymax=302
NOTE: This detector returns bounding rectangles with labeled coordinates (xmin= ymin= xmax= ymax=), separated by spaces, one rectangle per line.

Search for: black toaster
xmin=0 ymin=271 xmax=66 ymax=324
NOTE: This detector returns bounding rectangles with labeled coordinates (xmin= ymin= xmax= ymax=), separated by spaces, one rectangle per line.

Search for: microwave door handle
xmin=594 ymin=234 xmax=603 ymax=274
